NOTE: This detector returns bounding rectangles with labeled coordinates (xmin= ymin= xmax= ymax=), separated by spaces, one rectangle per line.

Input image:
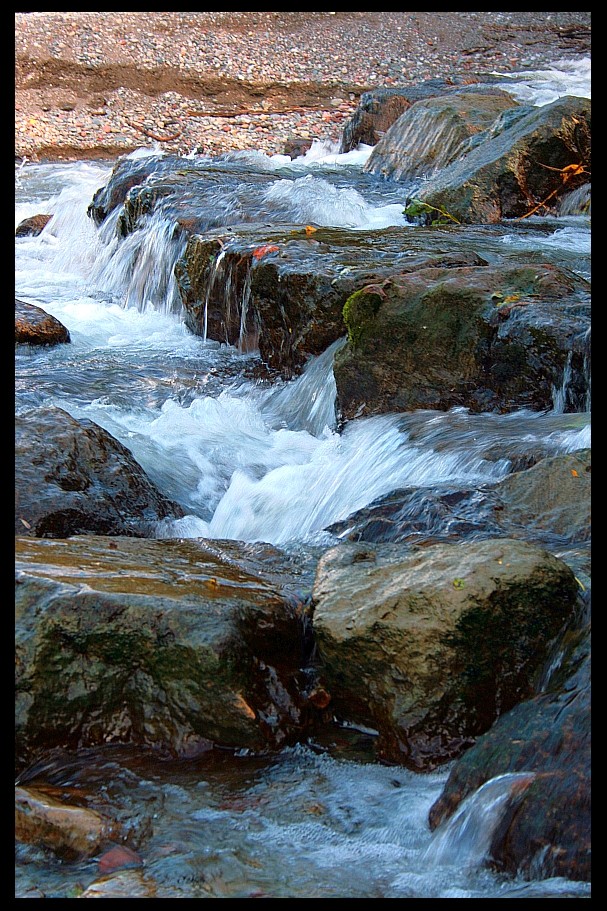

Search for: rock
xmin=174 ymin=225 xmax=497 ymax=378
xmin=364 ymin=90 xmax=519 ymax=181
xmin=428 ymin=624 xmax=590 ymax=881
xmin=15 ymin=213 xmax=52 ymax=237
xmin=338 ymin=77 xmax=504 ymax=152
xmin=15 ymin=534 xmax=320 ymax=771
xmin=326 ymin=447 xmax=591 ymax=551
xmin=15 ymin=785 xmax=114 ymax=859
xmin=310 ymin=537 xmax=580 ymax=769
xmin=283 ymin=136 xmax=313 ymax=159
xmin=495 ymin=449 xmax=591 ymax=543
xmin=15 ymin=298 xmax=70 ymax=346
xmin=413 ymin=96 xmax=591 ymax=224
xmin=98 ymin=844 xmax=143 ymax=874
xmin=86 ymin=154 xmax=175 ymax=225
xmin=175 ymin=228 xmax=378 ymax=376
xmin=333 ymin=262 xmax=590 ymax=419
xmin=80 ymin=869 xmax=157 ymax=898
xmin=15 ymin=405 xmax=185 ymax=537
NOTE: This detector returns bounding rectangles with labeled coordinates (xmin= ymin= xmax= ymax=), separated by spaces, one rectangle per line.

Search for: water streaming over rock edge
xmin=15 ymin=58 xmax=590 ymax=898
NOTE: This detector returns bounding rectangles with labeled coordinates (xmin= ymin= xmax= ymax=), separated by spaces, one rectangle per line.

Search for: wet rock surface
xmin=15 ymin=214 xmax=53 ymax=237
xmin=310 ymin=537 xmax=580 ymax=769
xmin=15 ymin=299 xmax=71 ymax=347
xmin=414 ymin=96 xmax=591 ymax=224
xmin=363 ymin=86 xmax=521 ymax=181
xmin=15 ymin=785 xmax=115 ymax=860
xmin=429 ymin=623 xmax=590 ymax=881
xmin=15 ymin=534 xmax=320 ymax=771
xmin=333 ymin=261 xmax=590 ymax=419
xmin=15 ymin=406 xmax=185 ymax=538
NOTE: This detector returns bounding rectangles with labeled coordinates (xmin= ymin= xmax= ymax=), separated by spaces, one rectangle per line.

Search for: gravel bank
xmin=15 ymin=11 xmax=591 ymax=162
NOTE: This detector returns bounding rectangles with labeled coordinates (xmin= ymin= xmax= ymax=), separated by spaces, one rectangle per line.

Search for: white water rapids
xmin=15 ymin=57 xmax=591 ymax=899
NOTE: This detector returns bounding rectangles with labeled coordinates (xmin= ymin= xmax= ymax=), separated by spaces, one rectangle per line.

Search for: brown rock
xmin=98 ymin=844 xmax=143 ymax=875
xmin=15 ymin=298 xmax=70 ymax=347
xmin=15 ymin=785 xmax=113 ymax=859
xmin=80 ymin=869 xmax=157 ymax=898
xmin=15 ymin=214 xmax=53 ymax=237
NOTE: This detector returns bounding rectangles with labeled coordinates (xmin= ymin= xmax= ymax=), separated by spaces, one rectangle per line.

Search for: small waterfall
xmin=422 ymin=772 xmax=535 ymax=872
xmin=551 ymin=351 xmax=573 ymax=414
xmin=551 ymin=328 xmax=591 ymax=414
xmin=237 ymin=265 xmax=256 ymax=353
xmin=364 ymin=106 xmax=474 ymax=182
xmin=201 ymin=247 xmax=228 ymax=342
xmin=558 ymin=182 xmax=591 ymax=217
xmin=260 ymin=337 xmax=346 ymax=435
xmin=91 ymin=209 xmax=188 ymax=315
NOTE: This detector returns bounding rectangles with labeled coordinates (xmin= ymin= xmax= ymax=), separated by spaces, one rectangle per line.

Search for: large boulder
xmin=333 ymin=261 xmax=590 ymax=419
xmin=428 ymin=623 xmax=590 ymax=881
xmin=174 ymin=225 xmax=517 ymax=379
xmin=15 ymin=534 xmax=320 ymax=772
xmin=15 ymin=406 xmax=185 ymax=537
xmin=310 ymin=537 xmax=580 ymax=770
xmin=86 ymin=154 xmax=175 ymax=226
xmin=412 ymin=95 xmax=591 ymax=224
xmin=339 ymin=77 xmax=506 ymax=153
xmin=364 ymin=90 xmax=519 ymax=182
xmin=15 ymin=299 xmax=70 ymax=347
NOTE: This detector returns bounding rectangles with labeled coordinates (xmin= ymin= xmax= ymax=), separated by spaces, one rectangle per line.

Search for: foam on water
xmin=492 ymin=55 xmax=591 ymax=106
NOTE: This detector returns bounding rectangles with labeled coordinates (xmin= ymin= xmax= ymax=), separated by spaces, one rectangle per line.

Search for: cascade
xmin=422 ymin=772 xmax=536 ymax=871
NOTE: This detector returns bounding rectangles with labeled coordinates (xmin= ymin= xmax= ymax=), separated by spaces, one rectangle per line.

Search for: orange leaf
xmin=252 ymin=244 xmax=279 ymax=260
xmin=305 ymin=225 xmax=317 ymax=236
xmin=571 ymin=469 xmax=579 ymax=477
xmin=561 ymin=163 xmax=586 ymax=181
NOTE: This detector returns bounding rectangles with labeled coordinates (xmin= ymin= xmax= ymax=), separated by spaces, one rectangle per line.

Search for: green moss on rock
xmin=342 ymin=288 xmax=384 ymax=349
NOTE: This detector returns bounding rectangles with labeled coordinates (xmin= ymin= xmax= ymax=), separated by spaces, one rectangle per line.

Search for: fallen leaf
xmin=571 ymin=469 xmax=579 ymax=477
xmin=19 ymin=518 xmax=31 ymax=529
xmin=252 ymin=244 xmax=279 ymax=260
xmin=453 ymin=578 xmax=465 ymax=589
xmin=305 ymin=225 xmax=317 ymax=235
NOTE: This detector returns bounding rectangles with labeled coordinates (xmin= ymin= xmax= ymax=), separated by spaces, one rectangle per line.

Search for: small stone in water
xmin=98 ymin=844 xmax=143 ymax=875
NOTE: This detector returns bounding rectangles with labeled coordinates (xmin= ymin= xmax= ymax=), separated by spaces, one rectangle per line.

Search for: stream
xmin=15 ymin=58 xmax=591 ymax=899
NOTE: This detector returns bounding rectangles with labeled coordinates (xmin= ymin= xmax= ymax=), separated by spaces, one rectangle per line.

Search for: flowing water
xmin=15 ymin=59 xmax=591 ymax=898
